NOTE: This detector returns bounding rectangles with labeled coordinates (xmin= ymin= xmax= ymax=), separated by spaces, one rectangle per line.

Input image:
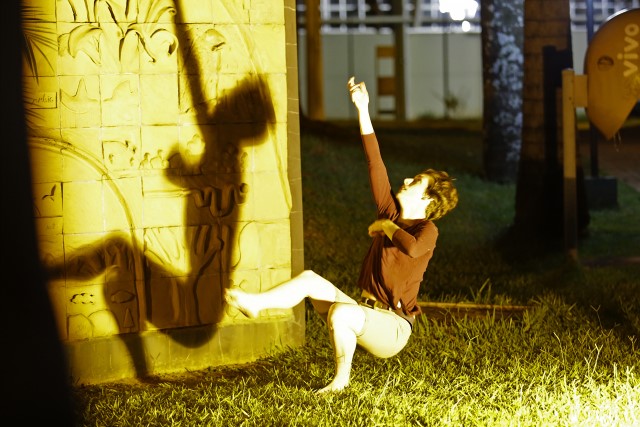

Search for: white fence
xmin=297 ymin=29 xmax=591 ymax=120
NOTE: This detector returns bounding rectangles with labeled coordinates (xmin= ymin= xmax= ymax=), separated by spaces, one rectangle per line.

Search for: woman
xmin=225 ymin=77 xmax=458 ymax=392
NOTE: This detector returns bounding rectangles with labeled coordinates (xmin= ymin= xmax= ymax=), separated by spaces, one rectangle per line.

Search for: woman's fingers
xmin=348 ymin=76 xmax=363 ymax=93
xmin=359 ymin=81 xmax=368 ymax=96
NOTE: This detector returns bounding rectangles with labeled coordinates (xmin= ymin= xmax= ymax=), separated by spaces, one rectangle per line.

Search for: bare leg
xmin=225 ymin=270 xmax=364 ymax=393
xmin=225 ymin=270 xmax=348 ymax=318
xmin=317 ymin=303 xmax=366 ymax=393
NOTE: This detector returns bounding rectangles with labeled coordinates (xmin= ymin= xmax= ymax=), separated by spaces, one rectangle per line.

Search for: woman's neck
xmin=397 ymin=216 xmax=423 ymax=227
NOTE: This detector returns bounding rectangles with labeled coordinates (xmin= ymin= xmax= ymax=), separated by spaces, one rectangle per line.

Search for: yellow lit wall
xmin=23 ymin=0 xmax=303 ymax=384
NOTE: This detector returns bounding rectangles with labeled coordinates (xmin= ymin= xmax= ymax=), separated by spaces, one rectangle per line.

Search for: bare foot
xmin=316 ymin=379 xmax=349 ymax=394
xmin=225 ymin=288 xmax=259 ymax=319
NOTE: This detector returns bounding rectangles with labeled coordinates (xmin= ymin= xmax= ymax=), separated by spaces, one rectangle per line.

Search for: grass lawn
xmin=72 ymin=122 xmax=640 ymax=426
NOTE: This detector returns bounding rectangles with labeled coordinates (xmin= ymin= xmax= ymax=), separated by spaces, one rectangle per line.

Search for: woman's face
xmin=396 ymin=174 xmax=431 ymax=216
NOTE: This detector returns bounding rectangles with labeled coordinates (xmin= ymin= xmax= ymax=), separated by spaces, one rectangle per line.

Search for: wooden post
xmin=306 ymin=0 xmax=324 ymax=120
xmin=391 ymin=0 xmax=407 ymax=120
xmin=561 ymin=69 xmax=587 ymax=261
xmin=562 ymin=69 xmax=578 ymax=261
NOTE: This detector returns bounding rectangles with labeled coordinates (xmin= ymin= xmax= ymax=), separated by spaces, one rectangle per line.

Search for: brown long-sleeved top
xmin=357 ymin=133 xmax=438 ymax=317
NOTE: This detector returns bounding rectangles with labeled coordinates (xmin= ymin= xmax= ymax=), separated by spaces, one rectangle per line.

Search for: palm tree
xmin=21 ymin=5 xmax=57 ymax=81
xmin=480 ymin=0 xmax=525 ymax=183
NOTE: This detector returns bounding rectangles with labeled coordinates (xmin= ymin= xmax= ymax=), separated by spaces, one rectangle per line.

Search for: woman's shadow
xmin=45 ymin=6 xmax=276 ymax=380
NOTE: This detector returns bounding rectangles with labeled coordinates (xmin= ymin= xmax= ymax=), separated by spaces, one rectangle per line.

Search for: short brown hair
xmin=421 ymin=169 xmax=458 ymax=221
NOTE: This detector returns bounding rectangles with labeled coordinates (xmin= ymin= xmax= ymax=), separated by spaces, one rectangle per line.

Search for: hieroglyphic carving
xmin=24 ymin=0 xmax=292 ymax=363
xmin=181 ymin=134 xmax=206 ymax=175
xmin=139 ymin=149 xmax=172 ymax=170
xmin=57 ymin=0 xmax=178 ymax=67
xmin=60 ymin=79 xmax=99 ymax=112
xmin=143 ymin=225 xmax=222 ymax=327
xmin=190 ymin=182 xmax=249 ymax=218
xmin=29 ymin=138 xmax=145 ymax=337
xmin=140 ymin=178 xmax=249 ymax=327
xmin=103 ymin=139 xmax=139 ymax=171
xmin=60 ymin=77 xmax=101 ymax=128
xmin=102 ymin=79 xmax=140 ymax=126
xmin=32 ymin=182 xmax=62 ymax=218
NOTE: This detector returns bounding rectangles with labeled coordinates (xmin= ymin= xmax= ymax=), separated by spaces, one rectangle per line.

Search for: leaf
xmin=124 ymin=24 xmax=177 ymax=63
xmin=144 ymin=0 xmax=177 ymax=23
xmin=95 ymin=0 xmax=122 ymax=25
xmin=67 ymin=25 xmax=103 ymax=64
xmin=150 ymin=29 xmax=178 ymax=56
xmin=119 ymin=30 xmax=140 ymax=67
xmin=122 ymin=27 xmax=147 ymax=60
xmin=58 ymin=32 xmax=70 ymax=56
xmin=21 ymin=8 xmax=58 ymax=82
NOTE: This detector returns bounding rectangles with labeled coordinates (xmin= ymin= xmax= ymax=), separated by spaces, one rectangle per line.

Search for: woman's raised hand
xmin=348 ymin=76 xmax=369 ymax=109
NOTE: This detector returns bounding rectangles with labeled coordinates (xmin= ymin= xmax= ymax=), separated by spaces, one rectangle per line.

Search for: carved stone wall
xmin=22 ymin=0 xmax=303 ymax=384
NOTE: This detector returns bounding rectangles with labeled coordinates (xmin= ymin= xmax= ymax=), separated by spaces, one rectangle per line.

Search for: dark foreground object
xmin=418 ymin=302 xmax=530 ymax=323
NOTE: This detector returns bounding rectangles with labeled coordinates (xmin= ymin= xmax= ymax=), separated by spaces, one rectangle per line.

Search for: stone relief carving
xmin=103 ymin=139 xmax=139 ymax=170
xmin=24 ymin=0 xmax=289 ymax=378
xmin=58 ymin=0 xmax=178 ymax=67
xmin=60 ymin=78 xmax=99 ymax=112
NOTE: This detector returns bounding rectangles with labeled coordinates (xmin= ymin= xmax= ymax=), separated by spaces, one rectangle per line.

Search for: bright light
xmin=461 ymin=20 xmax=471 ymax=32
xmin=439 ymin=0 xmax=479 ymax=21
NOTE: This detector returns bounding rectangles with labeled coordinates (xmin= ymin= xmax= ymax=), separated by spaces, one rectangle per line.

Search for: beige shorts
xmin=356 ymin=305 xmax=412 ymax=358
xmin=312 ymin=286 xmax=412 ymax=359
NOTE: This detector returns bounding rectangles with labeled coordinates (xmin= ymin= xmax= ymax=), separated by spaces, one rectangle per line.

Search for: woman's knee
xmin=297 ymin=269 xmax=320 ymax=281
xmin=327 ymin=303 xmax=365 ymax=333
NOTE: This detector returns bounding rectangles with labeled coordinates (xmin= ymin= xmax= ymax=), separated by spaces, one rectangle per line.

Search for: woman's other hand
xmin=368 ymin=219 xmax=399 ymax=239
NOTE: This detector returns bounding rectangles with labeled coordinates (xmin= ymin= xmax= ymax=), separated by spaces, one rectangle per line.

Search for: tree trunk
xmin=514 ymin=0 xmax=589 ymax=240
xmin=480 ymin=0 xmax=524 ymax=183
